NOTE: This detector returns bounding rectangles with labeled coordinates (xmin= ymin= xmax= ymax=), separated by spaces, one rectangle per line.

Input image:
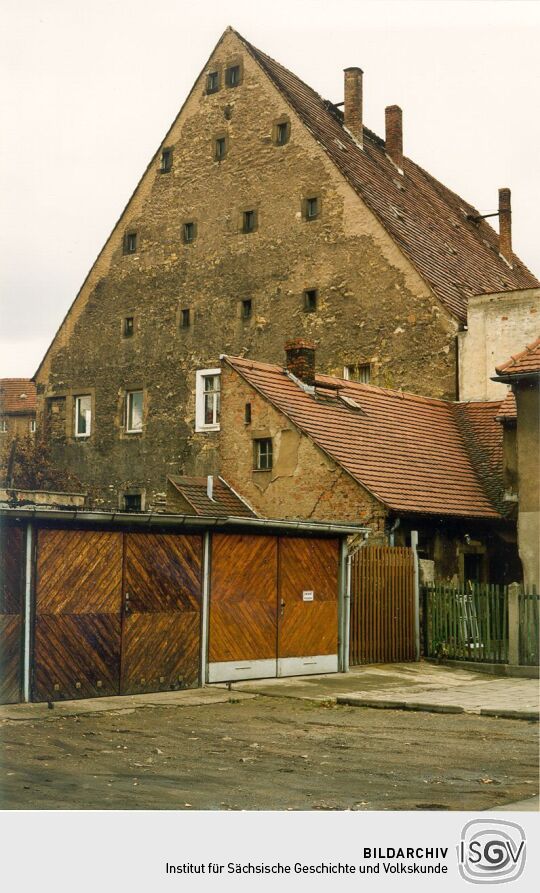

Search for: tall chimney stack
xmin=385 ymin=105 xmax=403 ymax=171
xmin=285 ymin=339 xmax=316 ymax=387
xmin=344 ymin=67 xmax=363 ymax=147
xmin=498 ymin=187 xmax=512 ymax=260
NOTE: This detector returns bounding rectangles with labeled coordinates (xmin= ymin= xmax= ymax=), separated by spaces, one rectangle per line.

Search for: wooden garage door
xmin=120 ymin=533 xmax=202 ymax=694
xmin=208 ymin=534 xmax=278 ymax=682
xmin=33 ymin=529 xmax=123 ymax=701
xmin=0 ymin=525 xmax=24 ymax=704
xmin=277 ymin=537 xmax=339 ymax=676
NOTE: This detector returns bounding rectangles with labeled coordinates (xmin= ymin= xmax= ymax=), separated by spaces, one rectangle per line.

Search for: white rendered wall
xmin=458 ymin=288 xmax=540 ymax=401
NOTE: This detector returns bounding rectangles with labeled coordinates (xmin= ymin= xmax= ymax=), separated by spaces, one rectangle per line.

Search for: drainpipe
xmin=200 ymin=531 xmax=211 ymax=685
xmin=410 ymin=530 xmax=420 ymax=661
xmin=339 ymin=539 xmax=350 ymax=673
xmin=23 ymin=522 xmax=34 ymax=702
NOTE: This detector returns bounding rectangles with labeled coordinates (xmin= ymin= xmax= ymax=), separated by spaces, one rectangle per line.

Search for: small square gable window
xmin=183 ymin=221 xmax=197 ymax=244
xmin=242 ymin=209 xmax=257 ymax=234
xmin=180 ymin=308 xmax=191 ymax=329
xmin=274 ymin=120 xmax=290 ymax=146
xmin=160 ymin=148 xmax=173 ymax=173
xmin=214 ymin=136 xmax=228 ymax=160
xmin=304 ymin=289 xmax=318 ymax=312
xmin=123 ymin=231 xmax=137 ymax=254
xmin=206 ymin=71 xmax=220 ymax=94
xmin=304 ymin=196 xmax=320 ymax=221
xmin=225 ymin=65 xmax=241 ymax=88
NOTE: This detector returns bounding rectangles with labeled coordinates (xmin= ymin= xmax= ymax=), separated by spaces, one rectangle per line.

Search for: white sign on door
xmin=302 ymin=590 xmax=314 ymax=601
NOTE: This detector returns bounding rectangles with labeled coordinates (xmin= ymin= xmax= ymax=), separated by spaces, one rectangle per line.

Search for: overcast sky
xmin=1 ymin=0 xmax=539 ymax=378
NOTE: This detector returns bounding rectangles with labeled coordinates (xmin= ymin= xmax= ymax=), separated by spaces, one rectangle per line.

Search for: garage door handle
xmin=280 ymin=598 xmax=286 ymax=617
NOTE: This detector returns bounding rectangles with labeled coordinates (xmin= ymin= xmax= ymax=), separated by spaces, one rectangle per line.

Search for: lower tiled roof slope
xmin=495 ymin=336 xmax=540 ymax=377
xmin=0 ymin=379 xmax=37 ymax=414
xmin=168 ymin=475 xmax=257 ymax=518
xmin=225 ymin=355 xmax=504 ymax=520
xmin=238 ymin=33 xmax=538 ymax=322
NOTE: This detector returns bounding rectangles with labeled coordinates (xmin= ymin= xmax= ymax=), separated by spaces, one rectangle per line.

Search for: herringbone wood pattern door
xmin=33 ymin=528 xmax=123 ymax=701
xmin=0 ymin=525 xmax=24 ymax=704
xmin=120 ymin=533 xmax=202 ymax=694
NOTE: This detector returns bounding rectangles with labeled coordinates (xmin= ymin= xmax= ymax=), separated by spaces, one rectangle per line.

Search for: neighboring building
xmin=0 ymin=379 xmax=37 ymax=461
xmin=492 ymin=338 xmax=540 ymax=591
xmin=218 ymin=340 xmax=520 ymax=583
xmin=34 ymin=27 xmax=537 ymax=511
xmin=458 ymin=287 xmax=540 ymax=401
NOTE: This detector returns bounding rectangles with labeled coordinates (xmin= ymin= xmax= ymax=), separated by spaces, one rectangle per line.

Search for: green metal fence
xmin=423 ymin=583 xmax=509 ymax=663
xmin=519 ymin=591 xmax=539 ymax=666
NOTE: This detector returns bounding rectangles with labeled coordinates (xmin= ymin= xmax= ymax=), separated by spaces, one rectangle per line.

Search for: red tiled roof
xmin=496 ymin=390 xmax=517 ymax=420
xmin=495 ymin=337 xmax=540 ymax=377
xmin=238 ymin=32 xmax=538 ymax=323
xmin=453 ymin=402 xmax=506 ymax=513
xmin=224 ymin=355 xmax=504 ymax=519
xmin=0 ymin=379 xmax=37 ymax=415
xmin=168 ymin=475 xmax=257 ymax=518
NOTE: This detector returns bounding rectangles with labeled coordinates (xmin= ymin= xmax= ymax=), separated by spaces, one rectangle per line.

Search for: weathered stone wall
xmin=458 ymin=288 xmax=540 ymax=401
xmin=219 ymin=364 xmax=385 ymax=528
xmin=36 ymin=30 xmax=458 ymax=509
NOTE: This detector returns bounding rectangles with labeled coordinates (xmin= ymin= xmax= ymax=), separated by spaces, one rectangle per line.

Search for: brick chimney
xmin=385 ymin=105 xmax=403 ymax=171
xmin=498 ymin=187 xmax=512 ymax=260
xmin=344 ymin=67 xmax=363 ymax=147
xmin=285 ymin=339 xmax=316 ymax=386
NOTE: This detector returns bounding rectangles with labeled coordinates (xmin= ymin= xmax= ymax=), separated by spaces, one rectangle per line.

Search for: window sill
xmin=195 ymin=425 xmax=220 ymax=434
xmin=253 ymin=468 xmax=272 ymax=474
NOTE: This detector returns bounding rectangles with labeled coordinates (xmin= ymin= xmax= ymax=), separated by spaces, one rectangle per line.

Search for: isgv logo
xmin=458 ymin=819 xmax=526 ymax=884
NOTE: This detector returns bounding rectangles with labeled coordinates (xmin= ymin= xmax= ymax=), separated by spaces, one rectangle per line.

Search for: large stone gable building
xmin=35 ymin=27 xmax=538 ymax=511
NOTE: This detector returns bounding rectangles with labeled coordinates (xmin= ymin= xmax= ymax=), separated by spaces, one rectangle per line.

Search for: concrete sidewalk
xmin=1 ymin=661 xmax=538 ymax=724
xmin=231 ymin=661 xmax=540 ymax=719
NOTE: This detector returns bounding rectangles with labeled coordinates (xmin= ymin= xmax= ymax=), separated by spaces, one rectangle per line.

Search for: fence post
xmin=507 ymin=582 xmax=521 ymax=666
xmin=411 ymin=531 xmax=420 ymax=661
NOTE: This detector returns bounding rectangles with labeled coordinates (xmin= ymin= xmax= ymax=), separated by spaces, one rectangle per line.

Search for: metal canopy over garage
xmin=0 ymin=508 xmax=367 ymax=704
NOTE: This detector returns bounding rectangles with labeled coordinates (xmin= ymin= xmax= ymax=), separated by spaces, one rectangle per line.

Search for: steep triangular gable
xmin=238 ymin=32 xmax=538 ymax=321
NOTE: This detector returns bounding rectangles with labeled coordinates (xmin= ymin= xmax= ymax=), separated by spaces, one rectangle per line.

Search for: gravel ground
xmin=0 ymin=696 xmax=537 ymax=810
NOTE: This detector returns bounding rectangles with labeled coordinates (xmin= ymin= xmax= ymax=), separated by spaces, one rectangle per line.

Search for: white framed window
xmin=74 ymin=395 xmax=92 ymax=437
xmin=195 ymin=369 xmax=220 ymax=432
xmin=30 ymin=419 xmax=36 ymax=433
xmin=0 ymin=420 xmax=7 ymax=433
xmin=125 ymin=390 xmax=143 ymax=433
xmin=254 ymin=438 xmax=273 ymax=471
xmin=343 ymin=363 xmax=371 ymax=384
